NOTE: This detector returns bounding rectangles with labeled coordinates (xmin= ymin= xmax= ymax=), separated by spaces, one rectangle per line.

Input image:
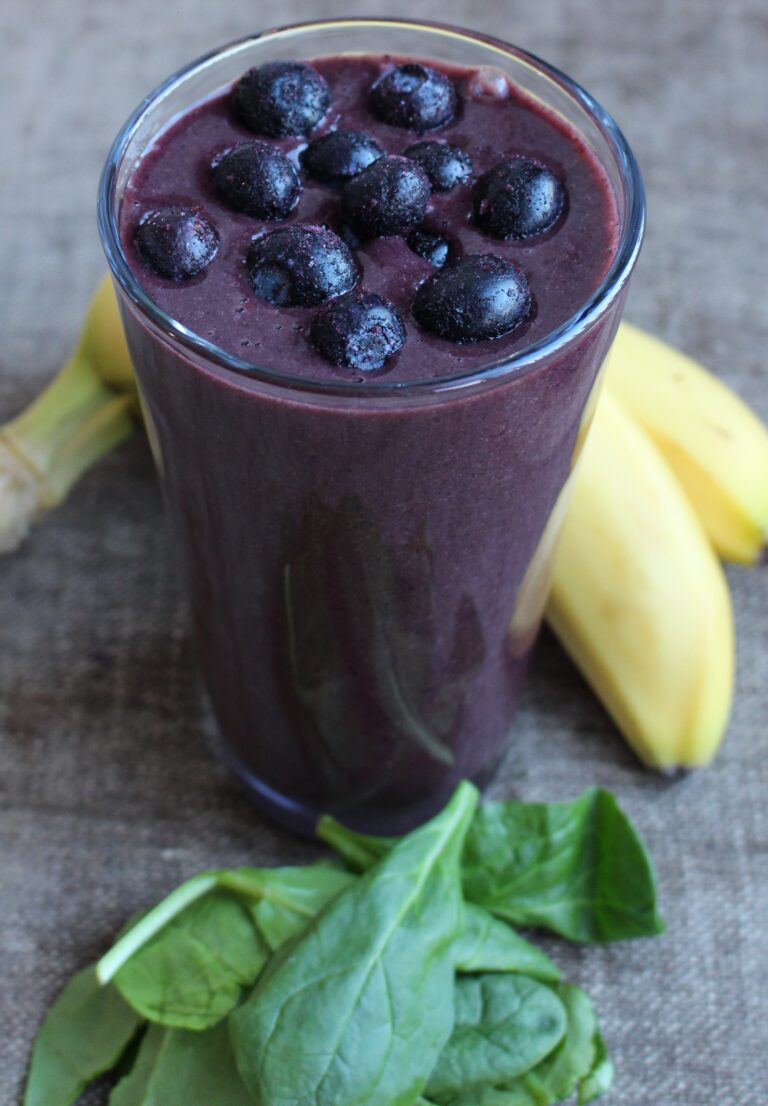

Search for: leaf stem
xmin=315 ymin=817 xmax=388 ymax=871
xmin=96 ymin=872 xmax=220 ymax=984
xmin=95 ymin=868 xmax=294 ymax=986
xmin=216 ymin=870 xmax=272 ymax=901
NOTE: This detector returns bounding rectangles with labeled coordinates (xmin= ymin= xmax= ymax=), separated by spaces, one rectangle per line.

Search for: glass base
xmin=215 ymin=736 xmax=502 ymax=839
xmin=221 ymin=746 xmax=327 ymax=837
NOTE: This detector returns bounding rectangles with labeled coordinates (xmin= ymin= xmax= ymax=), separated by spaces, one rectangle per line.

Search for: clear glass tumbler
xmin=99 ymin=19 xmax=644 ymax=834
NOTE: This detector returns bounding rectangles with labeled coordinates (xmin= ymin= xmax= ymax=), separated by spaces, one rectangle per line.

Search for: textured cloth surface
xmin=1 ymin=1 xmax=766 ymax=1103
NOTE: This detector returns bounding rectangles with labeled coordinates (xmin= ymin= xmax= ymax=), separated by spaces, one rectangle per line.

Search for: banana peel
xmin=545 ymin=391 xmax=734 ymax=770
xmin=0 ymin=276 xmax=136 ymax=551
xmin=605 ymin=322 xmax=768 ymax=564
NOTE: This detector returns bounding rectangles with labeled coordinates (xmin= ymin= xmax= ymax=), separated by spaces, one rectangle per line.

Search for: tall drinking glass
xmin=99 ymin=19 xmax=644 ymax=834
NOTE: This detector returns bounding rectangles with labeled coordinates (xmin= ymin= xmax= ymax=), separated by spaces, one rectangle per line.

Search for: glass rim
xmin=98 ymin=17 xmax=645 ymax=400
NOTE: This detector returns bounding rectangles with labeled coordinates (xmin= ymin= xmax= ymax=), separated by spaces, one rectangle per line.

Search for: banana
xmin=77 ymin=275 xmax=137 ymax=397
xmin=0 ymin=277 xmax=136 ymax=552
xmin=545 ymin=391 xmax=734 ymax=770
xmin=605 ymin=322 xmax=768 ymax=564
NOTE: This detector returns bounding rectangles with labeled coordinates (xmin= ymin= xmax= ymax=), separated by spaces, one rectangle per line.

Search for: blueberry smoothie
xmin=106 ymin=27 xmax=641 ymax=833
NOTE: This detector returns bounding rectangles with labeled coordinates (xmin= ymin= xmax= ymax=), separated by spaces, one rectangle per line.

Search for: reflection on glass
xmin=277 ymin=495 xmax=485 ymax=805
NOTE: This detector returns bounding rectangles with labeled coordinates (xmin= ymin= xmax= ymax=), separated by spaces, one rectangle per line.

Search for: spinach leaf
xmin=100 ymin=864 xmax=351 ymax=1028
xmin=578 ymin=1031 xmax=613 ymax=1104
xmin=113 ymin=891 xmax=268 ymax=1030
xmin=445 ymin=983 xmax=611 ymax=1106
xmin=462 ymin=788 xmax=664 ymax=941
xmin=97 ymin=871 xmax=223 ymax=983
xmin=514 ymin=984 xmax=605 ymax=1106
xmin=455 ymin=904 xmax=560 ymax=982
xmin=231 ymin=864 xmax=355 ymax=952
xmin=109 ymin=1021 xmax=255 ymax=1105
xmin=24 ymin=966 xmax=143 ymax=1106
xmin=230 ymin=781 xmax=478 ymax=1106
xmin=424 ymin=974 xmax=567 ymax=1101
xmin=319 ymin=789 xmax=663 ymax=944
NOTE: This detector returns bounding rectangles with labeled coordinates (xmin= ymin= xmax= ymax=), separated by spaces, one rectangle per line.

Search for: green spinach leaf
xmin=98 ymin=871 xmax=222 ymax=984
xmin=99 ymin=864 xmax=352 ymax=1029
xmin=109 ymin=1021 xmax=255 ymax=1105
xmin=578 ymin=1031 xmax=613 ymax=1104
xmin=113 ymin=891 xmax=268 ymax=1030
xmin=230 ymin=781 xmax=478 ymax=1106
xmin=319 ymin=789 xmax=663 ymax=943
xmin=445 ymin=983 xmax=611 ymax=1106
xmin=455 ymin=904 xmax=560 ymax=982
xmin=425 ymin=974 xmax=566 ymax=1101
xmin=462 ymin=788 xmax=664 ymax=941
xmin=514 ymin=984 xmax=605 ymax=1106
xmin=24 ymin=966 xmax=143 ymax=1106
xmin=232 ymin=864 xmax=355 ymax=951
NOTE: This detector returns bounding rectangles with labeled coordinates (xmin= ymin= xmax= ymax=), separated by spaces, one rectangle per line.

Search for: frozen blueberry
xmin=413 ymin=254 xmax=531 ymax=342
xmin=134 ymin=206 xmax=218 ymax=281
xmin=473 ymin=157 xmax=565 ymax=239
xmin=368 ymin=64 xmax=458 ymax=132
xmin=233 ymin=61 xmax=331 ymax=137
xmin=341 ymin=156 xmax=431 ymax=238
xmin=407 ymin=229 xmax=450 ymax=267
xmin=404 ymin=141 xmax=472 ymax=191
xmin=300 ymin=130 xmax=385 ymax=186
xmin=212 ymin=142 xmax=301 ymax=220
xmin=311 ymin=291 xmax=406 ymax=372
xmin=246 ymin=224 xmax=359 ymax=307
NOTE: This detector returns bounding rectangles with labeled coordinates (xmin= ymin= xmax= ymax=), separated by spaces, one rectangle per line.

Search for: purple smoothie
xmin=113 ymin=46 xmax=629 ymax=833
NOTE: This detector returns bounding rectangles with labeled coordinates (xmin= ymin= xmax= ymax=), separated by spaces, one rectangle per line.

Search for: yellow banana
xmin=0 ymin=276 xmax=136 ymax=552
xmin=545 ymin=391 xmax=734 ymax=770
xmin=606 ymin=322 xmax=768 ymax=564
xmin=76 ymin=275 xmax=137 ymax=396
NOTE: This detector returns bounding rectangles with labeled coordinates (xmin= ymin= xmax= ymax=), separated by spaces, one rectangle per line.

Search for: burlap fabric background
xmin=1 ymin=1 xmax=766 ymax=1102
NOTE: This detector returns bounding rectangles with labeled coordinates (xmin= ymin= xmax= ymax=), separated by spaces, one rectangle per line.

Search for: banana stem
xmin=0 ymin=440 xmax=40 ymax=553
xmin=0 ymin=351 xmax=136 ymax=551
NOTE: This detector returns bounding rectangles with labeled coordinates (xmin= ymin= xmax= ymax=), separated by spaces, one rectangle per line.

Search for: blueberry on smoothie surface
xmin=311 ymin=290 xmax=406 ymax=372
xmin=403 ymin=141 xmax=472 ymax=192
xmin=246 ymin=224 xmax=359 ymax=308
xmin=474 ymin=157 xmax=565 ymax=240
xmin=233 ymin=61 xmax=331 ymax=137
xmin=413 ymin=254 xmax=532 ymax=342
xmin=122 ymin=52 xmax=618 ymax=381
xmin=407 ymin=229 xmax=450 ymax=267
xmin=300 ymin=130 xmax=386 ymax=186
xmin=368 ymin=63 xmax=458 ymax=132
xmin=211 ymin=141 xmax=301 ymax=220
xmin=134 ymin=206 xmax=219 ymax=281
xmin=341 ymin=155 xmax=431 ymax=238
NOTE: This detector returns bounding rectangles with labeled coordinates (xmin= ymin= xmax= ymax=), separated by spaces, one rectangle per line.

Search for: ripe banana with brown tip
xmin=545 ymin=391 xmax=734 ymax=770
